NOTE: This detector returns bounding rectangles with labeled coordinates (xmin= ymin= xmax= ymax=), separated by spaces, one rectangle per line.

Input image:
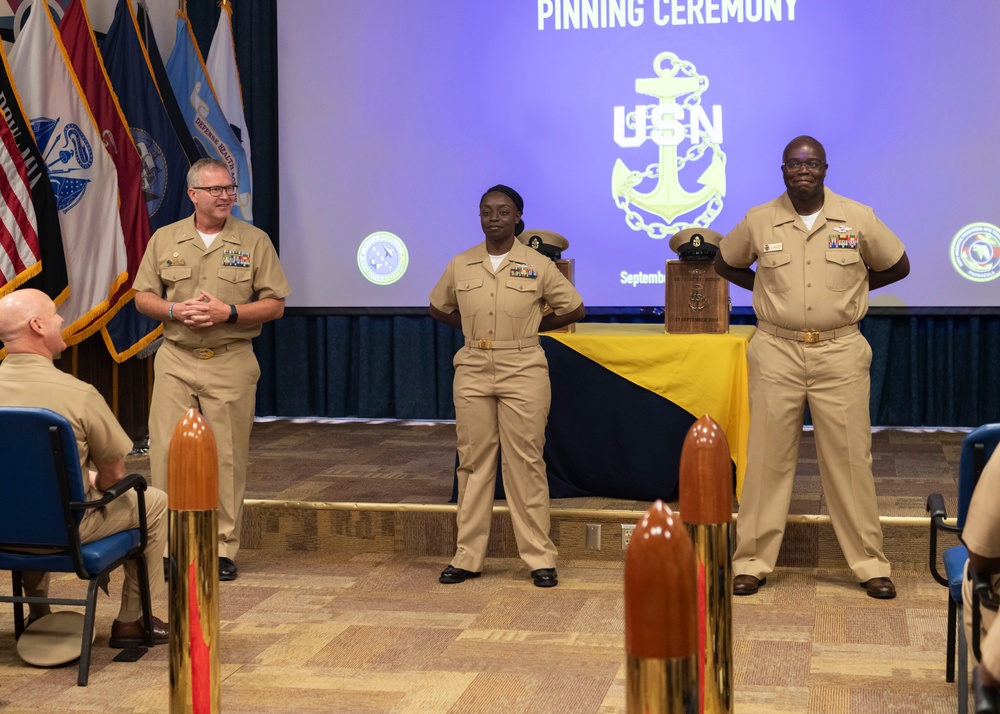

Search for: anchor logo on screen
xmin=611 ymin=52 xmax=726 ymax=240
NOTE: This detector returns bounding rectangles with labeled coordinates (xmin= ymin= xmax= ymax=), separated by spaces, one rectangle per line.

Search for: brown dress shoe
xmin=733 ymin=574 xmax=766 ymax=595
xmin=109 ymin=615 xmax=168 ymax=648
xmin=861 ymin=577 xmax=896 ymax=599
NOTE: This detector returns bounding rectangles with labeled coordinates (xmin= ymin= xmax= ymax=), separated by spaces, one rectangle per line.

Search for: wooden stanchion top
xmin=678 ymin=414 xmax=733 ymax=524
xmin=624 ymin=500 xmax=698 ymax=659
xmin=167 ymin=409 xmax=218 ymax=510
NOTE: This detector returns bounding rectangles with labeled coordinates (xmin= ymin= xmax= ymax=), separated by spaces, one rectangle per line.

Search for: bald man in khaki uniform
xmin=0 ymin=289 xmax=169 ymax=647
xmin=963 ymin=448 xmax=1000 ymax=694
xmin=430 ymin=185 xmax=584 ymax=588
xmin=716 ymin=136 xmax=909 ymax=599
xmin=135 ymin=159 xmax=290 ymax=581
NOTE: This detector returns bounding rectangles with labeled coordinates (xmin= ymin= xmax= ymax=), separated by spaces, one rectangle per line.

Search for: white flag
xmin=7 ymin=0 xmax=128 ymax=342
xmin=205 ymin=0 xmax=252 ymax=219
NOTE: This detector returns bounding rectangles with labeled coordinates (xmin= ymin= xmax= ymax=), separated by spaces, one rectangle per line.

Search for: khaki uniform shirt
xmin=429 ymin=240 xmax=582 ymax=341
xmin=0 ymin=354 xmax=132 ymax=500
xmin=720 ymin=188 xmax=905 ymax=332
xmin=133 ymin=216 xmax=291 ymax=349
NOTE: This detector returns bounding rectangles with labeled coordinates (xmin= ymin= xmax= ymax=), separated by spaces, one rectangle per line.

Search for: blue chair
xmin=0 ymin=407 xmax=154 ymax=686
xmin=928 ymin=423 xmax=1000 ymax=713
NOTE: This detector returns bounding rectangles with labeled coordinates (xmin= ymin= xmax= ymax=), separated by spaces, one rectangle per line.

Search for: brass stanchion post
xmin=625 ymin=500 xmax=699 ymax=713
xmin=679 ymin=414 xmax=734 ymax=714
xmin=167 ymin=409 xmax=221 ymax=713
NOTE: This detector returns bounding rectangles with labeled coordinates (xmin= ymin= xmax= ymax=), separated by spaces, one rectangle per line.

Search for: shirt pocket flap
xmin=161 ymin=266 xmax=192 ymax=283
xmin=218 ymin=267 xmax=252 ymax=284
xmin=759 ymin=252 xmax=791 ymax=269
xmin=506 ymin=279 xmax=539 ymax=293
xmin=456 ymin=278 xmax=483 ymax=292
xmin=826 ymin=250 xmax=861 ymax=266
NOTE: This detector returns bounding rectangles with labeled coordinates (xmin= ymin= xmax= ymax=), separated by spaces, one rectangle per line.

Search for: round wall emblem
xmin=357 ymin=232 xmax=409 ymax=285
xmin=950 ymin=222 xmax=1000 ymax=283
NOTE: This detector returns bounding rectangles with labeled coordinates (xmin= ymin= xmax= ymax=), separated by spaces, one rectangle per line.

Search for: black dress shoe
xmin=733 ymin=574 xmax=765 ymax=595
xmin=531 ymin=568 xmax=558 ymax=588
xmin=861 ymin=577 xmax=896 ymax=599
xmin=219 ymin=557 xmax=238 ymax=581
xmin=439 ymin=565 xmax=481 ymax=584
xmin=109 ymin=615 xmax=168 ymax=648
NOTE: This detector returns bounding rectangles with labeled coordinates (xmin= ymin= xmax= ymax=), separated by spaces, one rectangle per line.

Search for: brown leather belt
xmin=465 ymin=338 xmax=539 ymax=350
xmin=756 ymin=320 xmax=859 ymax=344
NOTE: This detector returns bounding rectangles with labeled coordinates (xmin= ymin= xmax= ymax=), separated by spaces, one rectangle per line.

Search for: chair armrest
xmin=72 ymin=473 xmax=148 ymax=510
xmin=927 ymin=492 xmax=960 ymax=587
xmin=973 ymin=568 xmax=1000 ymax=614
xmin=927 ymin=493 xmax=948 ymax=522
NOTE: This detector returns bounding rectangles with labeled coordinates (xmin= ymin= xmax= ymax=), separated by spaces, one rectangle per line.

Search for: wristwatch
xmin=227 ymin=304 xmax=238 ymax=324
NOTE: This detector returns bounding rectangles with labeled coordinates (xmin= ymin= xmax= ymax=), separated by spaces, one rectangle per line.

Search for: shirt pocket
xmin=455 ymin=277 xmax=484 ymax=317
xmin=757 ymin=252 xmax=792 ymax=293
xmin=161 ymin=266 xmax=192 ymax=285
xmin=217 ymin=267 xmax=252 ymax=304
xmin=503 ymin=278 xmax=539 ymax=317
xmin=824 ymin=250 xmax=861 ymax=291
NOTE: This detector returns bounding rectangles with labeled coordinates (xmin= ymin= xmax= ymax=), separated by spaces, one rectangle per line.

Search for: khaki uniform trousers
xmin=451 ymin=345 xmax=557 ymax=573
xmin=23 ymin=486 xmax=168 ymax=623
xmin=964 ymin=564 xmax=999 ymax=669
xmin=734 ymin=330 xmax=890 ymax=582
xmin=149 ymin=340 xmax=259 ymax=559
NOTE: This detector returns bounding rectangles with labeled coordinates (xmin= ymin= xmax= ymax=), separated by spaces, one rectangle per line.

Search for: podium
xmin=664 ymin=259 xmax=729 ymax=334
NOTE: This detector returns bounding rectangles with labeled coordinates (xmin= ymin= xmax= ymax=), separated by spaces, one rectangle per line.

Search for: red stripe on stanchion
xmin=188 ymin=562 xmax=211 ymax=713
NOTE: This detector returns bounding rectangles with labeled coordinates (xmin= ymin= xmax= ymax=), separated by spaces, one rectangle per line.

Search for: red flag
xmin=59 ymin=0 xmax=152 ymax=329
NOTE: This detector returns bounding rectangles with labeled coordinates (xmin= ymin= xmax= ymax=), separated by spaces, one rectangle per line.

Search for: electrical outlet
xmin=621 ymin=524 xmax=635 ymax=550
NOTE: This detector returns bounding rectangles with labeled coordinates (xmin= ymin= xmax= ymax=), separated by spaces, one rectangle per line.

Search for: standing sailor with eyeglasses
xmin=134 ymin=158 xmax=290 ymax=582
xmin=714 ymin=136 xmax=910 ymax=599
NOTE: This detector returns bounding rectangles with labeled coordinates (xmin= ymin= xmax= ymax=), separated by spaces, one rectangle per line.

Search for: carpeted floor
xmin=0 ymin=421 xmax=973 ymax=712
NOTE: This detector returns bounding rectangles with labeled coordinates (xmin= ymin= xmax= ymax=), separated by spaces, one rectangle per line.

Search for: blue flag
xmin=98 ymin=0 xmax=192 ymax=360
xmin=166 ymin=11 xmax=251 ymax=223
xmin=135 ymin=0 xmax=203 ymax=166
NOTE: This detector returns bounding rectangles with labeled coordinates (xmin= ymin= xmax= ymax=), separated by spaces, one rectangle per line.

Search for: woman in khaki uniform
xmin=429 ymin=185 xmax=584 ymax=587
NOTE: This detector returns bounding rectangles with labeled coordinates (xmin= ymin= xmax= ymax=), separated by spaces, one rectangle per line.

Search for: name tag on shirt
xmin=763 ymin=243 xmax=782 ymax=253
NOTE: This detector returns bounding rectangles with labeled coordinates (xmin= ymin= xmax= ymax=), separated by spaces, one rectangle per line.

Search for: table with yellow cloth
xmin=454 ymin=323 xmax=752 ymax=504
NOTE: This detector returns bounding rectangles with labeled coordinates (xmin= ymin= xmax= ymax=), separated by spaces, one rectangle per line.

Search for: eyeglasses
xmin=783 ymin=159 xmax=826 ymax=172
xmin=192 ymin=185 xmax=238 ymax=197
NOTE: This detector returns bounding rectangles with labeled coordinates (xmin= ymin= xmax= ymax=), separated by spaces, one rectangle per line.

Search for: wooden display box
xmin=664 ymin=259 xmax=729 ymax=334
xmin=542 ymin=259 xmax=575 ymax=334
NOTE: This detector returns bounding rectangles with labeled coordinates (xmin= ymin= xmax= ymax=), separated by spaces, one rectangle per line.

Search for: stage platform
xmin=126 ymin=419 xmax=970 ymax=572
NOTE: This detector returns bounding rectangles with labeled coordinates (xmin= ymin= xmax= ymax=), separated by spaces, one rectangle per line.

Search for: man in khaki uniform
xmin=716 ymin=136 xmax=909 ymax=599
xmin=430 ymin=185 xmax=584 ymax=588
xmin=134 ymin=158 xmax=290 ymax=581
xmin=963 ymin=448 xmax=1000 ymax=698
xmin=0 ymin=289 xmax=169 ymax=647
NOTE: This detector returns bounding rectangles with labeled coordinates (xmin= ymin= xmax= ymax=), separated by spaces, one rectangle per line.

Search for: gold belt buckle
xmin=803 ymin=331 xmax=821 ymax=344
xmin=476 ymin=339 xmax=493 ymax=350
xmin=193 ymin=347 xmax=215 ymax=359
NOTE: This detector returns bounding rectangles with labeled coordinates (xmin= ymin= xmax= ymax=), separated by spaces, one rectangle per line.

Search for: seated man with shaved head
xmin=0 ymin=289 xmax=169 ymax=648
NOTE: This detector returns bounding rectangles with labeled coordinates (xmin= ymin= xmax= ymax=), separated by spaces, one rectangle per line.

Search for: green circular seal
xmin=357 ymin=232 xmax=409 ymax=285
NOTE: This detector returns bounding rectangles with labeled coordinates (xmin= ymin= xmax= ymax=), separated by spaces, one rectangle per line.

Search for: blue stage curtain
xmin=254 ymin=312 xmax=1000 ymax=427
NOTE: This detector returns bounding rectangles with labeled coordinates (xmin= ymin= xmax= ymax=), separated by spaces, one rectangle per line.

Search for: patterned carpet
xmin=0 ymin=421 xmax=972 ymax=712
